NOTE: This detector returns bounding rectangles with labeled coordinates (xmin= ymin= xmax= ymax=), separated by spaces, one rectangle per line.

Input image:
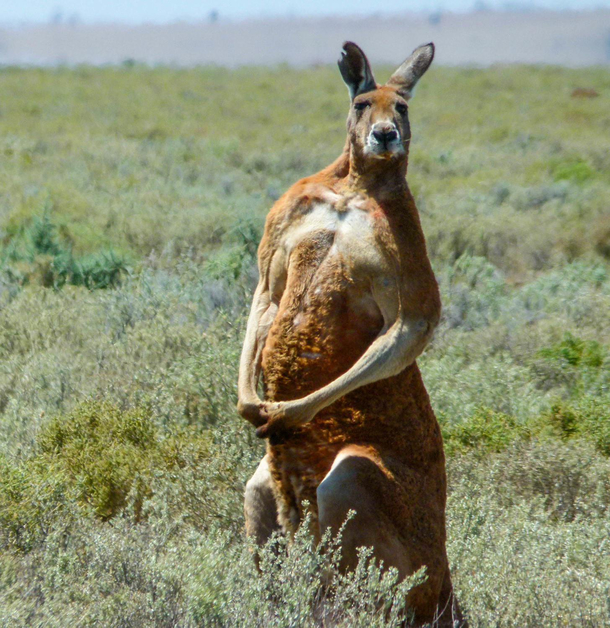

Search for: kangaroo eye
xmin=354 ymin=101 xmax=370 ymax=111
xmin=395 ymin=103 xmax=408 ymax=116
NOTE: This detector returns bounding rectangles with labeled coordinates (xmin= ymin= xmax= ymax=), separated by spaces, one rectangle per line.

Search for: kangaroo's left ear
xmin=338 ymin=41 xmax=377 ymax=101
xmin=386 ymin=43 xmax=434 ymax=99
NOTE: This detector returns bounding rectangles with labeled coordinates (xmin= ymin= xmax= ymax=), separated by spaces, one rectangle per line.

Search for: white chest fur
xmin=283 ymin=201 xmax=377 ymax=258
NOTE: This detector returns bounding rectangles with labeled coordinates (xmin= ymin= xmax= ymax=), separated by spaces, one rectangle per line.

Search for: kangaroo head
xmin=338 ymin=41 xmax=434 ymax=164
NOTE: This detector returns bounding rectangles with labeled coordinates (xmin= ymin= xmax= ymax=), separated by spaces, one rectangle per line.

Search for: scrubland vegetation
xmin=0 ymin=62 xmax=609 ymax=626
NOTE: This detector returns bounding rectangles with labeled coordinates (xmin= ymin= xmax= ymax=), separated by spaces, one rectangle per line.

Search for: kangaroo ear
xmin=338 ymin=41 xmax=377 ymax=101
xmin=386 ymin=43 xmax=434 ymax=99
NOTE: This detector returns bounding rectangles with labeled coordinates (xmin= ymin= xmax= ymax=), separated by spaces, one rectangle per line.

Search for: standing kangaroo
xmin=238 ymin=42 xmax=463 ymax=626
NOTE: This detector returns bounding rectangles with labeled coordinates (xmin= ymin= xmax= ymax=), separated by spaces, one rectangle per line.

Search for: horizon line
xmin=2 ymin=6 xmax=610 ymax=29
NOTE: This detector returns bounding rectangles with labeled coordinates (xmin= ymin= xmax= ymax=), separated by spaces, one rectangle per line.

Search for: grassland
xmin=0 ymin=62 xmax=609 ymax=626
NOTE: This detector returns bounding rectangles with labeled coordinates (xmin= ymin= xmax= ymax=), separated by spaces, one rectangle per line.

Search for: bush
xmin=440 ymin=399 xmax=610 ymax=459
xmin=551 ymin=158 xmax=595 ymax=183
xmin=448 ymin=442 xmax=610 ymax=627
xmin=438 ymin=255 xmax=507 ymax=330
xmin=0 ymin=401 xmax=210 ymax=551
xmin=1 ymin=212 xmax=128 ymax=289
xmin=537 ymin=332 xmax=605 ymax=368
xmin=534 ymin=397 xmax=610 ymax=456
xmin=442 ymin=408 xmax=530 ymax=456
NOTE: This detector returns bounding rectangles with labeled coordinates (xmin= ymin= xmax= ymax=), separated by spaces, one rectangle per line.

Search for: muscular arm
xmin=237 ymin=281 xmax=272 ymax=426
xmin=237 ymin=207 xmax=288 ymax=427
xmin=256 ymin=271 xmax=440 ymax=438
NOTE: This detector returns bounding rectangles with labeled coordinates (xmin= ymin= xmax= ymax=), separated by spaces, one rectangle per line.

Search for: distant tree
xmin=209 ymin=10 xmax=219 ymax=23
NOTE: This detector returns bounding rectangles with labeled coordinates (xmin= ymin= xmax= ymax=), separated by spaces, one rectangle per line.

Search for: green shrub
xmin=438 ymin=255 xmax=507 ymax=330
xmin=37 ymin=401 xmax=210 ymax=519
xmin=448 ymin=442 xmax=610 ymax=626
xmin=536 ymin=402 xmax=581 ymax=439
xmin=2 ymin=439 xmax=608 ymax=628
xmin=552 ymin=158 xmax=595 ymax=183
xmin=423 ymin=350 xmax=551 ymax=425
xmin=579 ymin=397 xmax=610 ymax=456
xmin=534 ymin=397 xmax=610 ymax=455
xmin=443 ymin=408 xmax=530 ymax=456
xmin=0 ymin=401 xmax=210 ymax=551
xmin=537 ymin=332 xmax=606 ymax=369
xmin=1 ymin=212 xmax=127 ymax=289
xmin=442 ymin=399 xmax=610 ymax=459
xmin=530 ymin=332 xmax=609 ymax=399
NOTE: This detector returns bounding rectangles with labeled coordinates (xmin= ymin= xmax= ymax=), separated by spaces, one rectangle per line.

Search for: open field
xmin=0 ymin=63 xmax=609 ymax=626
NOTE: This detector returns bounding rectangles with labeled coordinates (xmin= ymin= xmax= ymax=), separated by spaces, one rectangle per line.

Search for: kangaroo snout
xmin=367 ymin=122 xmax=402 ymax=157
xmin=372 ymin=125 xmax=398 ymax=146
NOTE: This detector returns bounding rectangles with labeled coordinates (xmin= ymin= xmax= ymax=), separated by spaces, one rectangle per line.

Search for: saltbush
xmin=537 ymin=332 xmax=606 ymax=369
xmin=535 ymin=397 xmax=610 ymax=456
xmin=0 ymin=401 xmax=210 ymax=551
xmin=1 ymin=212 xmax=127 ymax=289
xmin=442 ymin=408 xmax=529 ymax=456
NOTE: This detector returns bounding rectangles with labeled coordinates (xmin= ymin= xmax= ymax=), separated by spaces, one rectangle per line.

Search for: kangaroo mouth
xmin=365 ymin=142 xmax=404 ymax=159
xmin=365 ymin=133 xmax=408 ymax=159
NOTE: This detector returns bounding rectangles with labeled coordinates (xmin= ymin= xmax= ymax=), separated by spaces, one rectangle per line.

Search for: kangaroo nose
xmin=372 ymin=127 xmax=398 ymax=145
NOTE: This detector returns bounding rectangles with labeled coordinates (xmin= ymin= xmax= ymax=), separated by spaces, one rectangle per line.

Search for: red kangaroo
xmin=238 ymin=41 xmax=464 ymax=626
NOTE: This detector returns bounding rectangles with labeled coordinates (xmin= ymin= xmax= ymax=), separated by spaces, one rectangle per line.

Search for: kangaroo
xmin=238 ymin=41 xmax=463 ymax=626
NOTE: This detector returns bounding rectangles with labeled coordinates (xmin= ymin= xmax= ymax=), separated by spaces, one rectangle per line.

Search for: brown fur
xmin=239 ymin=42 xmax=465 ymax=626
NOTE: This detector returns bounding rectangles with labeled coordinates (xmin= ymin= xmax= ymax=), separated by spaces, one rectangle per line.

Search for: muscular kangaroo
xmin=238 ymin=41 xmax=463 ymax=626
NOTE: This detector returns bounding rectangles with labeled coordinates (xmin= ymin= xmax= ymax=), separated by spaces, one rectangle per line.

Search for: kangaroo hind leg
xmin=244 ymin=455 xmax=282 ymax=566
xmin=317 ymin=445 xmax=457 ymax=627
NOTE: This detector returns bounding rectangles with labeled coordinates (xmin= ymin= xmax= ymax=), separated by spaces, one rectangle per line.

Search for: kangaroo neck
xmin=345 ymin=143 xmax=409 ymax=201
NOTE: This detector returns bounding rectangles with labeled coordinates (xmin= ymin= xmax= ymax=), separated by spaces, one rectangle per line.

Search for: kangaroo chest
xmin=262 ymin=196 xmax=393 ymax=399
xmin=281 ymin=199 xmax=390 ymax=281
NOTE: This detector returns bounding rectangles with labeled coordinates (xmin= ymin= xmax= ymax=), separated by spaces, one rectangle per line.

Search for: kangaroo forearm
xmin=238 ymin=286 xmax=270 ymax=405
xmin=295 ymin=318 xmax=433 ymax=417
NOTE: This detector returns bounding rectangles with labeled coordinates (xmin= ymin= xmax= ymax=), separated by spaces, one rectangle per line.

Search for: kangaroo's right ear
xmin=386 ymin=43 xmax=435 ymax=99
xmin=338 ymin=42 xmax=377 ymax=100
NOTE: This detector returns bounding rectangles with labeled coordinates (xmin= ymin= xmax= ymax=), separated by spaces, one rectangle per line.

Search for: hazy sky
xmin=1 ymin=0 xmax=609 ymax=24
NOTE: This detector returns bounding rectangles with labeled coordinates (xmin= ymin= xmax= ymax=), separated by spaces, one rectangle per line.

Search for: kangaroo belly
xmin=266 ymin=365 xmax=445 ymax=534
xmin=262 ymin=230 xmax=383 ymax=401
